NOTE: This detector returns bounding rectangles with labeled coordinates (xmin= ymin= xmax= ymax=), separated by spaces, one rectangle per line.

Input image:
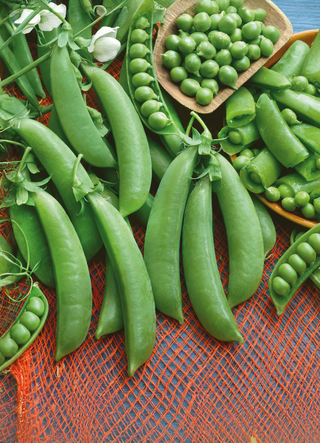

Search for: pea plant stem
xmin=0 ymin=51 xmax=51 ymax=89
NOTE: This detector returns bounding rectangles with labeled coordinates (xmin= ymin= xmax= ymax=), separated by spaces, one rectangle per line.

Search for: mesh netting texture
xmin=0 ymin=40 xmax=320 ymax=443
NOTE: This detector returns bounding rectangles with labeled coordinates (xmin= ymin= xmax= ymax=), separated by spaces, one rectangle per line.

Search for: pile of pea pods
xmin=161 ymin=0 xmax=280 ymax=105
xmin=0 ymin=0 xmax=318 ymax=377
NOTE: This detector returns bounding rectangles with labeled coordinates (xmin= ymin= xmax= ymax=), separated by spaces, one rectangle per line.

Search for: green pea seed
xmin=308 ymin=233 xmax=320 ymax=254
xmin=281 ymin=197 xmax=297 ymax=212
xmin=135 ymin=16 xmax=150 ymax=29
xmin=132 ymin=72 xmax=154 ymax=88
xmin=232 ymin=155 xmax=250 ymax=170
xmin=272 ymin=276 xmax=290 ymax=296
xmin=148 ymin=112 xmax=169 ymax=130
xmin=20 ymin=311 xmax=41 ymax=331
xmin=278 ymin=263 xmax=298 ymax=285
xmin=193 ymin=12 xmax=211 ymax=33
xmin=260 ymin=38 xmax=274 ymax=57
xmin=265 ymin=186 xmax=280 ymax=202
xmin=0 ymin=336 xmax=18 ymax=358
xmin=129 ymin=58 xmax=150 ymax=74
xmin=162 ymin=50 xmax=182 ymax=69
xmin=291 ymin=76 xmax=309 ymax=92
xmin=10 ymin=323 xmax=31 ymax=345
xmin=131 ymin=29 xmax=149 ymax=44
xmin=170 ymin=66 xmax=188 ymax=83
xmin=134 ymin=86 xmax=157 ymax=102
xmin=130 ymin=43 xmax=149 ymax=59
xmin=301 ymin=203 xmax=316 ymax=219
xmin=201 ymin=78 xmax=219 ymax=95
xmin=228 ymin=130 xmax=242 ymax=144
xmin=165 ymin=34 xmax=181 ymax=51
xmin=296 ymin=242 xmax=317 ymax=264
xmin=196 ymin=87 xmax=214 ymax=105
xmin=278 ymin=184 xmax=294 ymax=199
xmin=176 ymin=13 xmax=194 ymax=32
xmin=281 ymin=108 xmax=300 ymax=125
xmin=180 ymin=78 xmax=201 ymax=96
xmin=250 ymin=172 xmax=262 ymax=184
xmin=295 ymin=191 xmax=310 ymax=207
xmin=241 ymin=148 xmax=254 ymax=158
xmin=140 ymin=100 xmax=162 ymax=118
xmin=288 ymin=253 xmax=307 ymax=274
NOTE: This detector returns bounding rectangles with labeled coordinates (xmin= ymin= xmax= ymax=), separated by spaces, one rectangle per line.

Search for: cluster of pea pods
xmin=3 ymin=0 xmax=318 ymax=377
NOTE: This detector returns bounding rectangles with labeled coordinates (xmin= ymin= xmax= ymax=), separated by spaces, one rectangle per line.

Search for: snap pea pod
xmin=0 ymin=33 xmax=39 ymax=110
xmin=67 ymin=0 xmax=92 ymax=39
xmin=48 ymin=105 xmax=72 ymax=149
xmin=147 ymin=135 xmax=172 ymax=184
xmin=275 ymin=173 xmax=320 ymax=197
xmin=37 ymin=28 xmax=59 ymax=95
xmin=126 ymin=0 xmax=185 ymax=156
xmin=294 ymin=152 xmax=320 ymax=182
xmin=87 ymin=191 xmax=156 ymax=377
xmin=269 ymin=223 xmax=320 ymax=316
xmin=225 ymin=87 xmax=256 ymax=128
xmin=32 ymin=190 xmax=92 ymax=361
xmin=256 ymin=93 xmax=309 ymax=169
xmin=9 ymin=203 xmax=55 ymax=288
xmin=291 ymin=123 xmax=320 ymax=155
xmin=80 ymin=63 xmax=152 ymax=218
xmin=13 ymin=116 xmax=103 ymax=261
xmin=100 ymin=0 xmax=123 ymax=28
xmin=95 ymin=185 xmax=123 ymax=339
xmin=250 ymin=194 xmax=276 ymax=258
xmin=239 ymin=147 xmax=282 ymax=194
xmin=114 ymin=0 xmax=142 ymax=44
xmin=271 ymin=40 xmax=310 ymax=80
xmin=270 ymin=89 xmax=320 ymax=128
xmin=214 ymin=153 xmax=264 ymax=309
xmin=9 ymin=28 xmax=46 ymax=99
xmin=0 ymin=282 xmax=48 ymax=372
xmin=218 ymin=120 xmax=261 ymax=155
xmin=182 ymin=175 xmax=244 ymax=343
xmin=248 ymin=66 xmax=291 ymax=90
xmin=290 ymin=228 xmax=320 ymax=290
xmin=0 ymin=234 xmax=12 ymax=276
xmin=50 ymin=45 xmax=116 ymax=169
xmin=144 ymin=145 xmax=199 ymax=324
xmin=301 ymin=29 xmax=320 ymax=89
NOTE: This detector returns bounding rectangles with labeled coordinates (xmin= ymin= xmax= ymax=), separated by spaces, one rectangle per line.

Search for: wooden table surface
xmin=273 ymin=0 xmax=320 ymax=33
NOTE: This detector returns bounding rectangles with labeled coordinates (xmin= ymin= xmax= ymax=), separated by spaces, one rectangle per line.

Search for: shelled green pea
xmin=161 ymin=0 xmax=280 ymax=106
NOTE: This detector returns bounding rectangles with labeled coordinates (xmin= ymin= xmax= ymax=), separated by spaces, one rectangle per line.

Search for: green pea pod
xmin=214 ymin=153 xmax=264 ymax=309
xmin=218 ymin=121 xmax=261 ymax=155
xmin=32 ymin=190 xmax=92 ymax=362
xmin=269 ymin=223 xmax=320 ymax=316
xmin=48 ymin=105 xmax=72 ymax=149
xmin=182 ymin=175 xmax=244 ymax=343
xmin=9 ymin=204 xmax=55 ymax=288
xmin=250 ymin=194 xmax=276 ymax=258
xmin=301 ymin=29 xmax=320 ymax=88
xmin=270 ymin=89 xmax=320 ymax=128
xmin=0 ymin=282 xmax=49 ymax=372
xmin=290 ymin=228 xmax=320 ymax=290
xmin=37 ymin=28 xmax=59 ymax=95
xmin=0 ymin=234 xmax=12 ymax=276
xmin=271 ymin=40 xmax=310 ymax=79
xmin=0 ymin=33 xmax=39 ymax=110
xmin=100 ymin=0 xmax=123 ymax=28
xmin=81 ymin=63 xmax=152 ymax=218
xmin=144 ymin=145 xmax=199 ymax=324
xmin=131 ymin=193 xmax=154 ymax=227
xmin=14 ymin=117 xmax=103 ymax=261
xmin=249 ymin=66 xmax=291 ymax=90
xmin=294 ymin=152 xmax=320 ymax=182
xmin=67 ymin=0 xmax=92 ymax=39
xmin=11 ymin=32 xmax=46 ymax=99
xmin=291 ymin=123 xmax=320 ymax=155
xmin=126 ymin=0 xmax=184 ymax=150
xmin=147 ymin=135 xmax=172 ymax=184
xmin=114 ymin=0 xmax=142 ymax=44
xmin=256 ymin=93 xmax=309 ymax=168
xmin=276 ymin=172 xmax=320 ymax=197
xmin=50 ymin=45 xmax=116 ymax=169
xmin=239 ymin=147 xmax=282 ymax=193
xmin=95 ymin=253 xmax=123 ymax=339
xmin=87 ymin=192 xmax=156 ymax=377
xmin=225 ymin=87 xmax=256 ymax=128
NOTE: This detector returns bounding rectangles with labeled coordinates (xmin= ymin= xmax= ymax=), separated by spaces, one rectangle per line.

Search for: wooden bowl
xmin=232 ymin=29 xmax=319 ymax=229
xmin=153 ymin=0 xmax=293 ymax=114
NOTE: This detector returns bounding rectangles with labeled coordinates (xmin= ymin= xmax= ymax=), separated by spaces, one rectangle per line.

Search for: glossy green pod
xmin=182 ymin=175 xmax=244 ymax=343
xmin=215 ymin=153 xmax=264 ymax=309
xmin=0 ymin=282 xmax=49 ymax=372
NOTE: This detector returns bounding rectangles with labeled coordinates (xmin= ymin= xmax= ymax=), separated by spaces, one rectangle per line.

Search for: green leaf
xmin=58 ymin=30 xmax=68 ymax=48
xmin=153 ymin=1 xmax=166 ymax=24
xmin=26 ymin=153 xmax=40 ymax=174
xmin=0 ymin=193 xmax=16 ymax=209
xmin=16 ymin=186 xmax=28 ymax=206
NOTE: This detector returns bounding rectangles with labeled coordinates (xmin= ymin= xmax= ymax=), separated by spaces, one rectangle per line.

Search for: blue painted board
xmin=273 ymin=0 xmax=320 ymax=33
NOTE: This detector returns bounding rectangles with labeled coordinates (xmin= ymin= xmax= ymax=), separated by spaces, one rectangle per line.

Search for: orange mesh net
xmin=1 ymin=40 xmax=320 ymax=443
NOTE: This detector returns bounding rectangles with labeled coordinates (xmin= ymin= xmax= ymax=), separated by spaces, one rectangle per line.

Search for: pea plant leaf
xmin=16 ymin=185 xmax=29 ymax=206
xmin=197 ymin=152 xmax=222 ymax=192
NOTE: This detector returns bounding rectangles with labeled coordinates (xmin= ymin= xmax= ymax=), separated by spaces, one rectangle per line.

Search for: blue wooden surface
xmin=273 ymin=0 xmax=320 ymax=33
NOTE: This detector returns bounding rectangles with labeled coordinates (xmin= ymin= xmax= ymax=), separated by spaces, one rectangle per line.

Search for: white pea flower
xmin=14 ymin=3 xmax=67 ymax=34
xmin=88 ymin=26 xmax=121 ymax=62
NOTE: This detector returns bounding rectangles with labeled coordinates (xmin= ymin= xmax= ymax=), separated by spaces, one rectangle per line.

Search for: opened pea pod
xmin=0 ymin=282 xmax=48 ymax=372
xmin=269 ymin=224 xmax=320 ymax=316
xmin=218 ymin=120 xmax=261 ymax=156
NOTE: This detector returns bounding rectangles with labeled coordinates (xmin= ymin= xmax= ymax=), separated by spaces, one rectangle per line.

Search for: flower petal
xmin=92 ymin=36 xmax=121 ymax=62
xmin=48 ymin=3 xmax=67 ymax=19
xmin=14 ymin=9 xmax=41 ymax=34
xmin=38 ymin=8 xmax=64 ymax=32
xmin=93 ymin=26 xmax=119 ymax=42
